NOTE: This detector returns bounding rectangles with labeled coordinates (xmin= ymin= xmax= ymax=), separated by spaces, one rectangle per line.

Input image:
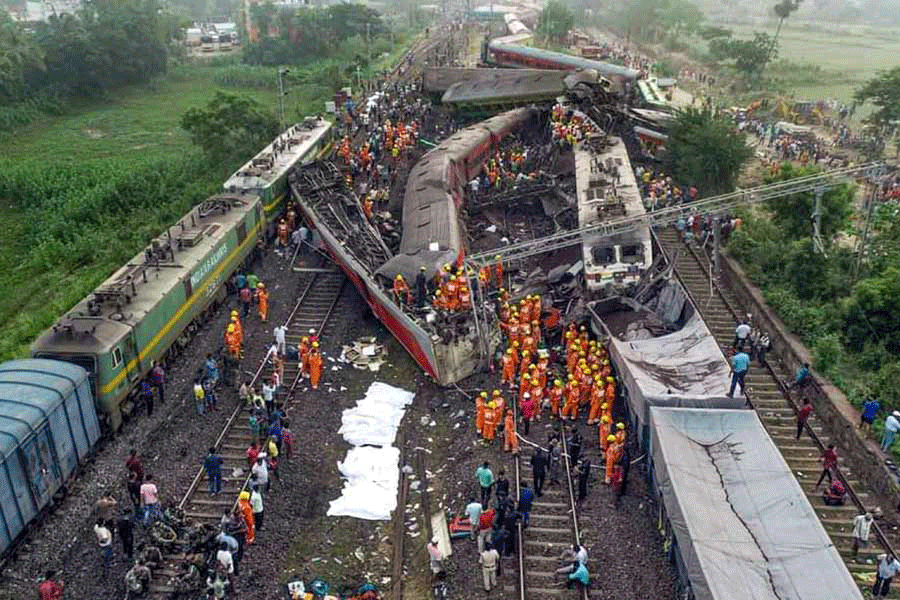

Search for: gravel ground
xmin=395 ymin=364 xmax=679 ymax=600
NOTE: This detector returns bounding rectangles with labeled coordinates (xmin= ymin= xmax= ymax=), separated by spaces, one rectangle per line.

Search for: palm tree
xmin=765 ymin=0 xmax=802 ymax=67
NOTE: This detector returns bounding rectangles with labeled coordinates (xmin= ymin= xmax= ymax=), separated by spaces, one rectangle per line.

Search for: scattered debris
xmin=341 ymin=337 xmax=388 ymax=371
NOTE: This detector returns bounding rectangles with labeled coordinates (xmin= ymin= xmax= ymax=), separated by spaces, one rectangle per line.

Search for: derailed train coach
xmin=591 ymin=240 xmax=863 ymax=600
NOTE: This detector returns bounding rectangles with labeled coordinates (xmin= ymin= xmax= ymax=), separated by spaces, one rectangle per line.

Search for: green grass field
xmin=729 ymin=23 xmax=900 ymax=103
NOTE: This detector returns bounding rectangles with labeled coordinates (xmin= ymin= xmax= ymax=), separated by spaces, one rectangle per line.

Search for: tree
xmin=765 ymin=163 xmax=854 ymax=240
xmin=664 ymin=107 xmax=752 ymax=196
xmin=181 ymin=92 xmax=280 ymax=164
xmin=0 ymin=13 xmax=45 ymax=102
xmin=537 ymin=0 xmax=574 ymax=43
xmin=854 ymin=67 xmax=900 ymax=126
xmin=767 ymin=0 xmax=802 ymax=66
xmin=709 ymin=32 xmax=775 ymax=79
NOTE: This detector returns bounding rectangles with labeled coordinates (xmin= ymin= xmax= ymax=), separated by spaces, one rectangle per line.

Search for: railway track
xmin=507 ymin=423 xmax=591 ymax=598
xmin=146 ymin=268 xmax=345 ymax=598
xmin=656 ymin=226 xmax=896 ymax=587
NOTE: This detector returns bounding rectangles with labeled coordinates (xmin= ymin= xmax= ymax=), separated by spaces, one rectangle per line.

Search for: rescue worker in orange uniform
xmin=588 ymin=376 xmax=604 ymax=424
xmin=562 ymin=377 xmax=580 ymax=420
xmin=445 ymin=276 xmax=460 ymax=311
xmin=605 ymin=377 xmax=616 ymax=413
xmin=606 ymin=435 xmax=622 ymax=484
xmin=225 ymin=324 xmax=241 ymax=359
xmin=615 ymin=422 xmax=626 ymax=445
xmin=493 ymin=255 xmax=504 ymax=288
xmin=500 ymin=349 xmax=516 ymax=386
xmin=238 ymin=490 xmax=255 ymax=544
xmin=599 ymin=415 xmax=612 ymax=451
xmin=230 ymin=310 xmax=243 ymax=345
xmin=298 ymin=336 xmax=310 ymax=377
xmin=393 ymin=274 xmax=411 ymax=306
xmin=478 ymin=264 xmax=492 ymax=289
xmin=277 ymin=219 xmax=289 ymax=248
xmin=475 ymin=391 xmax=487 ymax=435
xmin=519 ymin=349 xmax=532 ymax=377
xmin=482 ymin=401 xmax=497 ymax=443
xmin=308 ymin=342 xmax=323 ymax=390
xmin=458 ymin=285 xmax=471 ymax=310
xmin=503 ymin=409 xmax=519 ymax=454
xmin=499 ymin=287 xmax=509 ymax=304
xmin=507 ymin=318 xmax=521 ymax=347
xmin=256 ymin=283 xmax=268 ymax=322
xmin=432 ymin=289 xmax=448 ymax=310
xmin=492 ymin=390 xmax=505 ymax=416
xmin=549 ymin=379 xmax=564 ymax=419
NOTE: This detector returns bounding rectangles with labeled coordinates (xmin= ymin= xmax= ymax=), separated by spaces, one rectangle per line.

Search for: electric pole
xmin=277 ymin=67 xmax=290 ymax=127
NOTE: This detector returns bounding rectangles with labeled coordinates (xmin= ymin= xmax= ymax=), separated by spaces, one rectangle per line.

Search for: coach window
xmin=112 ymin=347 xmax=123 ymax=369
xmin=621 ymin=244 xmax=643 ymax=264
xmin=592 ymin=246 xmax=615 ymax=266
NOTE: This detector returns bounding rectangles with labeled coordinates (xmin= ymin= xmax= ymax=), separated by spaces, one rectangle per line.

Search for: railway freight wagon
xmin=32 ymin=195 xmax=265 ymax=430
xmin=0 ymin=360 xmax=99 ymax=556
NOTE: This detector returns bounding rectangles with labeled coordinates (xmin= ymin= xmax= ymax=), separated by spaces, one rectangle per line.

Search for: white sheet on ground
xmin=327 ymin=382 xmax=414 ymax=520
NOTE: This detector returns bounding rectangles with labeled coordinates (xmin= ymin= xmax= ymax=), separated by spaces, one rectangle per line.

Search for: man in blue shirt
xmin=728 ymin=350 xmax=750 ymax=398
xmin=861 ymin=398 xmax=881 ymax=432
xmin=204 ymin=447 xmax=223 ymax=495
xmin=518 ymin=483 xmax=534 ymax=528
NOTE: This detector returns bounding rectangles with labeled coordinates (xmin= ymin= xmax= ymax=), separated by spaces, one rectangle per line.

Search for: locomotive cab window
xmin=592 ymin=246 xmax=615 ymax=266
xmin=111 ymin=347 xmax=123 ymax=368
xmin=621 ymin=244 xmax=643 ymax=264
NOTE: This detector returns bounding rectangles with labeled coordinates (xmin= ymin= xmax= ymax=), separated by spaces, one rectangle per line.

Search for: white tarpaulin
xmin=609 ymin=310 xmax=744 ymax=428
xmin=650 ymin=407 xmax=862 ymax=600
xmin=327 ymin=382 xmax=414 ymax=520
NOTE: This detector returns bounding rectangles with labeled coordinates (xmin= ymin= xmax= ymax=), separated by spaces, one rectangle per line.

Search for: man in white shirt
xmin=251 ymin=456 xmax=269 ymax=493
xmin=250 ymin=485 xmax=265 ymax=530
xmin=216 ymin=542 xmax=234 ymax=574
xmin=874 ymin=553 xmax=900 ymax=598
xmin=852 ymin=512 xmax=873 ymax=562
xmin=882 ymin=411 xmax=900 ymax=451
xmin=479 ymin=543 xmax=500 ymax=591
xmin=555 ymin=544 xmax=589 ymax=576
xmin=733 ymin=320 xmax=752 ymax=351
xmin=464 ymin=497 xmax=483 ymax=541
xmin=94 ymin=520 xmax=112 ymax=578
xmin=273 ymin=325 xmax=287 ymax=356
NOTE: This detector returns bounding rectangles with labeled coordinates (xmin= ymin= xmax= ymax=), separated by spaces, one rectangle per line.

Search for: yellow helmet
xmin=601 ymin=403 xmax=608 ymax=410
xmin=257 ymin=282 xmax=264 ymax=288
xmin=442 ymin=263 xmax=451 ymax=271
xmin=231 ymin=315 xmax=238 ymax=322
xmin=579 ymin=325 xmax=586 ymax=332
xmin=227 ymin=324 xmax=235 ymax=332
xmin=601 ymin=415 xmax=610 ymax=423
xmin=616 ymin=422 xmax=625 ymax=430
xmin=435 ymin=290 xmax=442 ymax=296
xmin=513 ymin=341 xmax=520 ymax=348
xmin=506 ymin=348 xmax=513 ymax=355
xmin=607 ymin=435 xmax=617 ymax=443
xmin=239 ymin=491 xmax=250 ymax=501
xmin=499 ymin=287 xmax=506 ymax=293
xmin=494 ymin=254 xmax=501 ymax=260
xmin=480 ymin=391 xmax=488 ymax=398
xmin=568 ymin=374 xmax=574 ymax=381
xmin=302 ymin=336 xmax=309 ymax=342
xmin=554 ymin=379 xmax=563 ymax=386
xmin=594 ymin=375 xmax=602 ymax=383
xmin=492 ymin=389 xmax=501 ymax=396
xmin=231 ymin=310 xmax=238 ymax=317
xmin=395 ymin=274 xmax=403 ymax=280
xmin=607 ymin=376 xmax=614 ymax=383
xmin=312 ymin=341 xmax=319 ymax=348
xmin=529 ymin=364 xmax=537 ymax=370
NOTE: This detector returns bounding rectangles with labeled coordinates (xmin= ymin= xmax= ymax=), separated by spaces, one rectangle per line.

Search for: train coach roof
xmin=441 ymin=70 xmax=567 ymax=104
xmin=0 ymin=360 xmax=88 ymax=459
xmin=650 ymin=407 xmax=863 ymax=600
xmin=489 ymin=40 xmax=639 ymax=80
xmin=32 ymin=194 xmax=259 ymax=355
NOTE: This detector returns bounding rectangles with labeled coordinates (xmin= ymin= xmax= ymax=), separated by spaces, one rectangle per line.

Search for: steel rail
xmin=663 ymin=227 xmax=899 ymax=561
xmin=178 ymin=270 xmax=327 ymax=510
xmin=511 ymin=389 xmax=527 ymax=600
xmin=559 ymin=431 xmax=589 ymax=600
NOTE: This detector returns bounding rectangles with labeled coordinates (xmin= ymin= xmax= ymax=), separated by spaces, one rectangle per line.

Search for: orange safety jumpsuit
xmin=225 ymin=332 xmax=241 ymax=359
xmin=588 ymin=384 xmax=603 ymax=424
xmin=536 ymin=360 xmax=548 ymax=389
xmin=298 ymin=340 xmax=310 ymax=376
xmin=599 ymin=420 xmax=611 ymax=451
xmin=501 ymin=353 xmax=516 ymax=385
xmin=529 ymin=384 xmax=544 ymax=416
xmin=256 ymin=288 xmax=269 ymax=322
xmin=562 ymin=383 xmax=580 ymax=420
xmin=549 ymin=385 xmax=564 ymax=418
xmin=239 ymin=497 xmax=255 ymax=544
xmin=445 ymin=280 xmax=460 ymax=311
xmin=494 ymin=261 xmax=504 ymax=287
xmin=605 ymin=382 xmax=616 ymax=412
xmin=459 ymin=287 xmax=471 ymax=310
xmin=504 ymin=411 xmax=519 ymax=454
xmin=508 ymin=322 xmax=520 ymax=347
xmin=232 ymin=317 xmax=244 ymax=347
xmin=475 ymin=396 xmax=485 ymax=434
xmin=393 ymin=277 xmax=411 ymax=305
xmin=482 ymin=406 xmax=497 ymax=442
xmin=606 ymin=441 xmax=623 ymax=484
xmin=308 ymin=350 xmax=323 ymax=389
xmin=519 ymin=351 xmax=532 ymax=376
xmin=478 ymin=266 xmax=491 ymax=289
